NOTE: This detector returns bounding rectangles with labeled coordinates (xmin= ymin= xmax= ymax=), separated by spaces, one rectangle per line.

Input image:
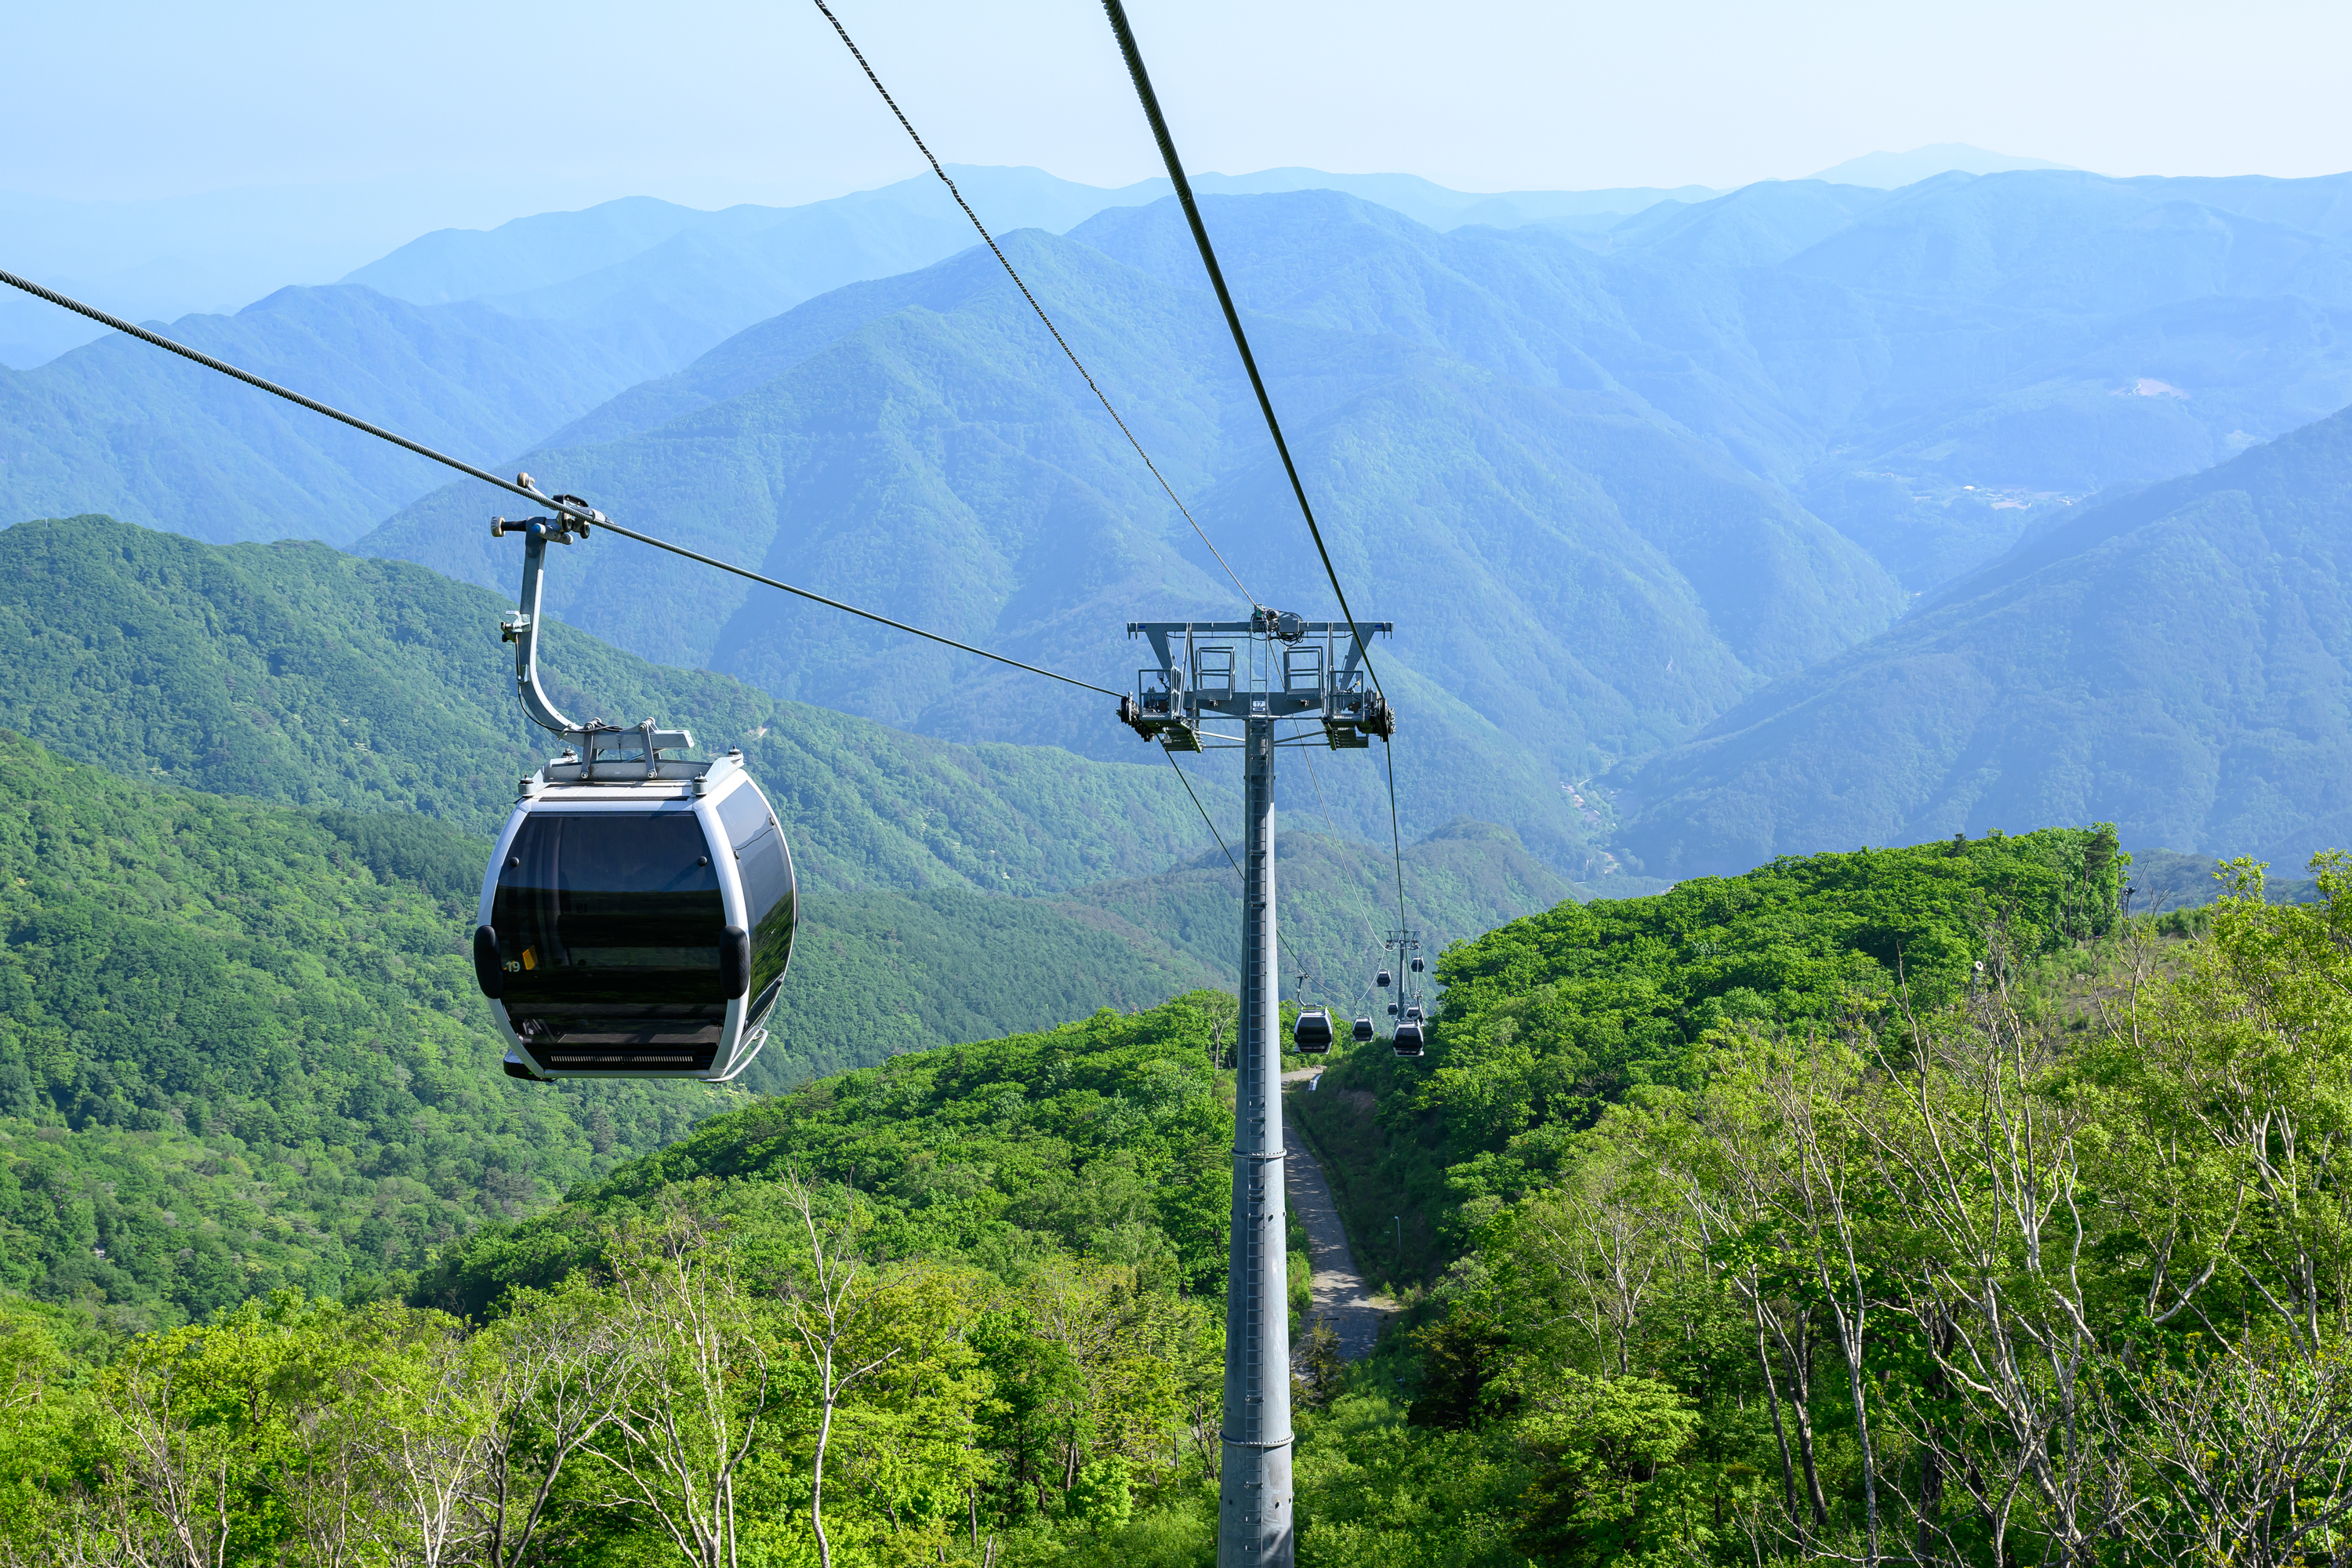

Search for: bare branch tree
xmin=1755 ymin=1033 xmax=1888 ymax=1566
xmin=1863 ymin=957 xmax=2143 ymax=1565
xmin=92 ymin=1346 xmax=236 ymax=1568
xmin=586 ymin=1210 xmax=775 ymax=1568
xmin=346 ymin=1323 xmax=502 ymax=1568
xmin=774 ymin=1174 xmax=902 ymax=1568
xmin=2125 ymin=1330 xmax=2352 ymax=1567
xmin=476 ymin=1282 xmax=637 ymax=1568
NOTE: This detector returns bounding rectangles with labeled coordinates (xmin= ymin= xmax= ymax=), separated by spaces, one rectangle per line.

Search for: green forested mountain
xmin=1068 ymin=820 xmax=1581 ymax=1007
xmin=0 ymin=729 xmax=732 ymax=1325
xmin=0 ymin=721 xmax=1232 ymax=1324
xmin=413 ymin=992 xmax=1245 ymax=1317
xmin=1290 ymin=823 xmax=2123 ymax=1279
xmin=0 ymin=514 xmax=1209 ymax=891
xmin=0 ymin=512 xmax=1245 ymax=1064
xmin=0 ymin=287 xmax=664 ymax=545
xmin=18 ymin=796 xmax=2352 ymax=1566
xmin=18 ymin=822 xmax=2273 ymax=1568
xmin=354 ymin=176 xmax=2352 ymax=877
xmin=1068 ymin=173 xmax=2352 ymax=591
xmin=1617 ymin=401 xmax=2352 ymax=877
xmin=0 ymin=506 xmax=1577 ymax=1073
xmin=0 ymin=514 xmax=1570 ymax=971
xmin=20 ymin=177 xmax=2352 ymax=883
xmin=357 ymin=206 xmax=1906 ymax=874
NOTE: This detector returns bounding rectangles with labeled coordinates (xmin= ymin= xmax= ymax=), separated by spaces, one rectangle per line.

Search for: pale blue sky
xmin=6 ymin=0 xmax=2349 ymax=215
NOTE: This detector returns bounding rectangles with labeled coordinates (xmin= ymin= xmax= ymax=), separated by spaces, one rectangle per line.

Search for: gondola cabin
xmin=1392 ymin=1021 xmax=1425 ymax=1058
xmin=1352 ymin=1015 xmax=1375 ymax=1043
xmin=473 ymin=752 xmax=795 ymax=1082
xmin=1410 ymin=956 xmax=1425 ymax=973
xmin=1387 ymin=1000 xmax=1399 ymax=1016
xmin=1376 ymin=968 xmax=1392 ymax=988
xmin=1293 ymin=1006 xmax=1333 ymax=1054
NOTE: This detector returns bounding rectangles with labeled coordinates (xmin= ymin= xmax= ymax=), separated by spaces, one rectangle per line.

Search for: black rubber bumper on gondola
xmin=473 ymin=925 xmax=504 ymax=999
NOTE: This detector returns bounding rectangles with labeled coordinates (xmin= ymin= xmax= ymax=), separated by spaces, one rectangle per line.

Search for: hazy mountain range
xmin=1617 ymin=400 xmax=2352 ymax=875
xmin=8 ymin=157 xmax=2352 ymax=887
xmin=1805 ymin=144 xmax=2074 ymax=188
xmin=1 ymin=165 xmax=1711 ymax=372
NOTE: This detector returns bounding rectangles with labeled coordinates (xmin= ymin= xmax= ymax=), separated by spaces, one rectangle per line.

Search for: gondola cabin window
xmin=492 ymin=811 xmax=730 ymax=1069
xmin=717 ymin=782 xmax=797 ymax=1020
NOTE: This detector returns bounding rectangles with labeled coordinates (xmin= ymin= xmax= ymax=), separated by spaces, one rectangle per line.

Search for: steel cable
xmin=0 ymin=265 xmax=1120 ymax=701
xmin=1160 ymin=747 xmax=1316 ymax=1000
xmin=1098 ymin=0 xmax=1385 ymax=703
xmin=1295 ymin=720 xmax=1385 ymax=960
xmin=1098 ymin=0 xmax=1417 ymax=962
xmin=811 ymin=0 xmax=1261 ymax=614
xmin=1383 ymin=734 xmax=1411 ymax=938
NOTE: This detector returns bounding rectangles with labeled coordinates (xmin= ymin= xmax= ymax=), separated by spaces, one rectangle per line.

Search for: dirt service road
xmin=1283 ymin=1070 xmax=1389 ymax=1362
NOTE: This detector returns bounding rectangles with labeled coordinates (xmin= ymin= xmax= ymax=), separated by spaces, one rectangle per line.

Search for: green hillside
xmin=1616 ymin=401 xmax=2352 ymax=877
xmin=750 ymin=886 xmax=1218 ymax=1087
xmin=0 ymin=729 xmax=734 ymax=1325
xmin=24 ymin=180 xmax=2352 ymax=884
xmin=26 ymin=818 xmax=2352 ymax=1566
xmin=0 ymin=514 xmax=1208 ymax=893
xmin=0 ymin=287 xmax=662 ymax=544
xmin=1069 ymin=176 xmax=2352 ymax=590
xmin=413 ymin=991 xmax=1246 ymax=1317
xmin=0 ymin=724 xmax=1232 ymax=1323
xmin=0 ymin=505 xmax=1591 ymax=1062
xmin=350 ymin=180 xmax=2352 ymax=877
xmin=1069 ymin=819 xmax=1581 ymax=1009
xmin=1290 ymin=822 xmax=2125 ymax=1280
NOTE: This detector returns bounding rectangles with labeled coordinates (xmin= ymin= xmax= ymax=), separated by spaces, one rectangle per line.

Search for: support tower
xmin=1120 ymin=611 xmax=1393 ymax=1566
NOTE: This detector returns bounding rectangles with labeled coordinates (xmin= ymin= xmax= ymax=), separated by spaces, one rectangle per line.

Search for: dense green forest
xmin=23 ymin=820 xmax=2349 ymax=1566
xmin=0 ymin=514 xmax=1577 ymax=1007
xmin=0 ymin=514 xmax=1203 ymax=885
xmin=0 ymin=726 xmax=1249 ymax=1323
xmin=0 ymin=513 xmax=1586 ymax=1343
xmin=0 ymin=728 xmax=728 ymax=1325
xmin=1293 ymin=824 xmax=2129 ymax=1282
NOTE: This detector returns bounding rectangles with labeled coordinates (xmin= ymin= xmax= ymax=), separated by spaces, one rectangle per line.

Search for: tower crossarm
xmin=1119 ymin=617 xmax=1394 ymax=750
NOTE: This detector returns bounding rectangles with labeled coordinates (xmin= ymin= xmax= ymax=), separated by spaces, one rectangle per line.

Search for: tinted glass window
xmin=736 ymin=829 xmax=789 ymax=925
xmin=717 ymin=782 xmax=775 ymax=848
xmin=492 ymin=812 xmax=725 ymax=1011
xmin=742 ymin=829 xmax=795 ymax=1001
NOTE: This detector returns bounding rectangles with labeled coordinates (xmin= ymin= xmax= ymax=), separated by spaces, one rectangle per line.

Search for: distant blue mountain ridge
xmin=1616 ymin=398 xmax=2352 ymax=876
xmin=350 ymin=170 xmax=2352 ymax=873
xmin=335 ymin=166 xmax=1718 ymax=375
xmin=0 ymin=165 xmax=1709 ymax=371
xmin=351 ymin=194 xmax=1911 ymax=873
xmin=1805 ymin=144 xmax=2074 ymax=188
xmin=7 ymin=163 xmax=2352 ymax=880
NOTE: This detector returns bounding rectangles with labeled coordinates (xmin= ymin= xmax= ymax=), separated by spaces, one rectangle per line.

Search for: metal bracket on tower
xmin=1119 ymin=615 xmax=1393 ymax=750
xmin=492 ymin=480 xmax=710 ymax=788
